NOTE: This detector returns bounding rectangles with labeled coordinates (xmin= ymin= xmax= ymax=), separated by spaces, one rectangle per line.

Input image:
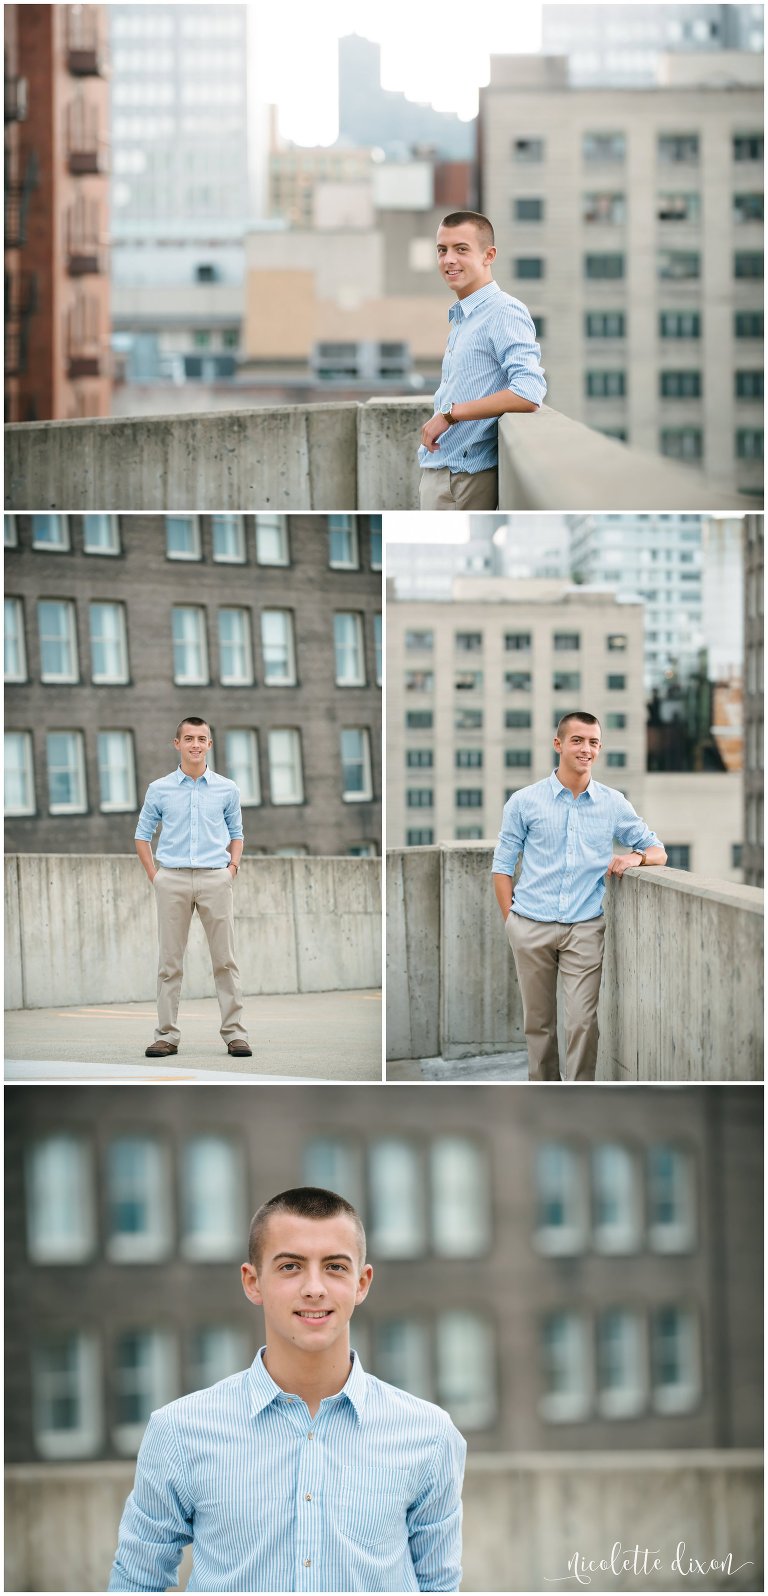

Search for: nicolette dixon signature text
xmin=545 ymin=1542 xmax=754 ymax=1586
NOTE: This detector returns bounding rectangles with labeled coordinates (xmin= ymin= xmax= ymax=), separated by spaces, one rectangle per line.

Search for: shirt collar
xmin=549 ymin=768 xmax=597 ymax=802
xmin=247 ymin=1346 xmax=368 ymax=1423
xmin=175 ymin=764 xmax=211 ymax=784
xmin=449 ymin=278 xmax=500 ymax=322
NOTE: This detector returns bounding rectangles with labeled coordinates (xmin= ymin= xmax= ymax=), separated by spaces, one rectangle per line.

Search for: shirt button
xmin=304 ymin=1558 xmax=312 ymax=1567
xmin=305 ymin=1493 xmax=312 ymax=1501
xmin=307 ymin=1431 xmax=314 ymax=1439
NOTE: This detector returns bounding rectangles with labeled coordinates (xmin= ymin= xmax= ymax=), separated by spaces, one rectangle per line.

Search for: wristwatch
xmin=635 ymin=850 xmax=647 ymax=866
xmin=228 ymin=862 xmax=239 ymax=874
xmin=441 ymin=401 xmax=455 ymax=423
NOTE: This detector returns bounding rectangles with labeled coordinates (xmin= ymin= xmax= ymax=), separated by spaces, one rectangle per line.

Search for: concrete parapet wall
xmin=5 ymin=1453 xmax=763 ymax=1592
xmin=358 ymin=396 xmax=432 ymax=509
xmin=5 ymin=854 xmax=381 ymax=1009
xmin=498 ymin=406 xmax=755 ymax=512
xmin=386 ymin=846 xmax=764 ymax=1077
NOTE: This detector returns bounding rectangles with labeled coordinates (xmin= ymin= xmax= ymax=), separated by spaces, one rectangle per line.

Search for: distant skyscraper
xmin=542 ymin=5 xmax=764 ymax=86
xmin=338 ymin=34 xmax=474 ymax=160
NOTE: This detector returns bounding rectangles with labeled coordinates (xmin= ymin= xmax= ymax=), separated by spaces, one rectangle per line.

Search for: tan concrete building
xmin=644 ymin=770 xmax=744 ymax=878
xmin=479 ymin=52 xmax=763 ymax=497
xmin=387 ymin=579 xmax=646 ymax=848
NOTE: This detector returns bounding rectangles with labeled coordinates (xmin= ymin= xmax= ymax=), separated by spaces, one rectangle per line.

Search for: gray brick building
xmin=4 ymin=514 xmax=382 ymax=856
xmin=5 ymin=1084 xmax=762 ymax=1462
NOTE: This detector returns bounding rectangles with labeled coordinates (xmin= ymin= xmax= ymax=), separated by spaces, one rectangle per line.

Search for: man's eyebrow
xmin=270 ymin=1251 xmax=355 ymax=1264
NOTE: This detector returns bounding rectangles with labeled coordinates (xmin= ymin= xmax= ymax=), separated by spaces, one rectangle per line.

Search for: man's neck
xmin=455 ymin=271 xmax=494 ymax=302
xmin=180 ymin=762 xmax=207 ymax=781
xmin=262 ymin=1337 xmax=353 ymax=1419
xmin=555 ymin=765 xmax=592 ymax=799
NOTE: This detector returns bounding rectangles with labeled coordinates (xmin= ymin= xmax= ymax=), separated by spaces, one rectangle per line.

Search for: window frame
xmin=210 ymin=515 xmax=246 ymax=564
xmin=46 ymin=730 xmax=87 ymax=815
xmin=5 ymin=729 xmax=36 ymax=816
xmin=5 ymin=595 xmax=28 ymax=682
xmin=32 ymin=515 xmax=70 ymax=552
xmin=171 ymin=605 xmax=209 ymax=686
xmin=340 ymin=726 xmax=373 ymax=802
xmin=89 ymin=600 xmax=129 ymax=685
xmin=267 ymin=727 xmax=304 ymax=805
xmin=97 ymin=730 xmax=138 ymax=813
xmin=165 ymin=515 xmax=202 ymax=561
xmin=260 ymin=608 xmax=297 ymax=687
xmin=38 ymin=598 xmax=79 ymax=684
xmin=82 ymin=514 xmax=121 ymax=556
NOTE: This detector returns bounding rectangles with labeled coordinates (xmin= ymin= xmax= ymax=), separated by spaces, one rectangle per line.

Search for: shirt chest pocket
xmin=576 ymin=809 xmax=616 ymax=863
xmin=333 ymin=1464 xmax=412 ymax=1548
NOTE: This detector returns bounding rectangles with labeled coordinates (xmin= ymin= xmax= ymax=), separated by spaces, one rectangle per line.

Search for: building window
xmin=539 ymin=1312 xmax=590 ymax=1422
xmin=405 ymin=630 xmax=433 ymax=651
xmin=658 ymin=250 xmax=700 ymax=281
xmin=650 ymin=1307 xmax=700 ymax=1413
xmin=341 ymin=727 xmax=373 ymax=801
xmin=735 ymin=310 xmax=763 ymax=340
xmin=406 ymin=788 xmax=433 ymax=808
xmin=373 ymin=612 xmax=382 ymax=685
xmin=584 ymin=253 xmax=624 ymax=280
xmin=534 ymin=1143 xmax=587 ymax=1255
xmin=47 ymin=731 xmax=86 ymax=814
xmin=32 ymin=515 xmax=70 ymax=551
xmin=82 ymin=514 xmax=120 ymax=555
xmin=735 ymin=371 xmax=764 ymax=400
xmin=165 ymin=515 xmax=201 ymax=559
xmin=455 ymin=708 xmax=483 ymax=730
xmin=665 ymin=844 xmax=691 ymax=869
xmin=553 ymin=672 xmax=581 ymax=692
xmin=606 ymin=634 xmax=628 ymax=651
xmin=406 ymin=710 xmax=433 ymax=728
xmin=505 ymin=632 xmax=531 ymax=652
xmin=514 ymin=197 xmax=543 ymax=221
xmin=89 ymin=602 xmax=129 ymax=683
xmin=407 ymin=828 xmax=434 ymax=845
xmin=181 ymin=1137 xmax=242 ymax=1261
xmin=26 ymin=1134 xmax=95 ymax=1263
xmin=456 ymin=749 xmax=483 ymax=768
xmin=583 ymin=132 xmax=625 ymax=163
xmin=303 ymin=1137 xmax=364 ymax=1209
xmin=606 ymin=674 xmax=626 ymax=690
xmin=660 ymin=311 xmax=701 ymax=339
xmin=736 ymin=429 xmax=764 ymax=459
xmin=334 ymin=613 xmax=365 ymax=686
xmin=656 ymin=192 xmax=700 ymax=223
xmin=455 ymin=670 xmax=483 ymax=693
xmin=211 ymin=515 xmax=245 ymax=563
xmin=605 ymin=751 xmax=627 ymax=768
xmin=733 ymin=134 xmax=763 ymax=162
xmin=113 ymin=1330 xmax=176 ymax=1455
xmin=606 ymin=712 xmax=626 ymax=729
xmin=97 ymin=731 xmax=137 ymax=811
xmin=255 ymin=515 xmax=289 ymax=566
xmin=455 ymin=631 xmax=483 ymax=652
xmin=582 ymin=192 xmax=625 ymax=224
xmin=5 ymin=730 xmax=35 ymax=816
xmin=596 ymin=1311 xmax=646 ymax=1418
xmin=224 ymin=728 xmax=261 ymax=806
xmin=505 ymin=710 xmax=532 ymax=729
xmin=218 ymin=608 xmax=253 ymax=686
xmin=554 ymin=632 xmax=580 ymax=652
xmin=32 ymin=1333 xmax=101 ymax=1459
xmin=407 ymin=749 xmax=433 ymax=768
xmin=456 ymin=788 xmax=483 ymax=807
xmin=268 ymin=729 xmax=304 ymax=804
xmin=592 ymin=1144 xmax=641 ymax=1253
xmin=38 ymin=599 xmax=78 ymax=682
xmin=648 ymin=1146 xmax=696 ymax=1253
xmin=260 ymin=610 xmax=296 ymax=685
xmin=5 ymin=596 xmax=27 ymax=681
xmin=328 ymin=517 xmax=359 ymax=569
xmin=505 ymin=671 xmax=532 ymax=691
xmin=513 ymin=137 xmax=544 ymax=161
xmin=456 ymin=825 xmax=483 ymax=840
xmin=188 ymin=1327 xmax=247 ymax=1393
xmin=660 ymin=428 xmax=703 ymax=461
xmin=172 ymin=606 xmax=208 ymax=684
xmin=505 ymin=749 xmax=532 ymax=768
xmin=430 ymin=1138 xmax=490 ymax=1258
xmin=436 ymin=1313 xmax=496 ymax=1431
xmin=515 ymin=257 xmax=544 ymax=280
xmin=585 ymin=311 xmax=626 ymax=338
xmin=658 ymin=134 xmax=699 ymax=164
xmin=369 ymin=1139 xmax=426 ymax=1258
xmin=5 ymin=515 xmax=18 ymax=546
xmin=660 ymin=371 xmax=702 ymax=399
xmin=375 ymin=1321 xmax=431 ymax=1402
xmin=733 ymin=192 xmax=764 ymax=224
xmin=370 ymin=519 xmax=382 ymax=570
xmin=106 ymin=1137 xmax=172 ymax=1262
xmin=734 ymin=251 xmax=763 ymax=279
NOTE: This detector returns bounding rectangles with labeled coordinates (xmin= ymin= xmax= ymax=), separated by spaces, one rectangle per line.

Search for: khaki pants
xmin=419 ymin=466 xmax=498 ymax=511
xmin=506 ymin=912 xmax=606 ymax=1082
xmin=153 ymin=867 xmax=248 ymax=1047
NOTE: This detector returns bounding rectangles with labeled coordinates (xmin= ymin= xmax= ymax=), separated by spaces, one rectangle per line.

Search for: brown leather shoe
xmin=145 ymin=1041 xmax=179 ymax=1057
xmin=227 ymin=1041 xmax=253 ymax=1057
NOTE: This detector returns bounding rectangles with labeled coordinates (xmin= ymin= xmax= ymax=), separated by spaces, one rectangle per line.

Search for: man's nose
xmin=301 ymin=1270 xmax=327 ymax=1296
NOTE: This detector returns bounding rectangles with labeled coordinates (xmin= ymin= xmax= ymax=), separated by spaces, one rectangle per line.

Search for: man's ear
xmin=241 ymin=1261 xmax=264 ymax=1306
xmin=355 ymin=1263 xmax=374 ymax=1307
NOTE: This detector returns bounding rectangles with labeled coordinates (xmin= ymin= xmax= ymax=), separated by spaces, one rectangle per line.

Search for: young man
xmin=492 ymin=712 xmax=667 ymax=1082
xmin=109 ymin=1187 xmax=467 ymax=1593
xmin=418 ymin=210 xmax=546 ymax=512
xmin=134 ymin=716 xmax=251 ymax=1058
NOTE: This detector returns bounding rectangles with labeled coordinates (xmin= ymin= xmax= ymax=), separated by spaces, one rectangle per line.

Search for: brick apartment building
xmin=5 ymin=1084 xmax=762 ymax=1461
xmin=4 ymin=514 xmax=382 ymax=856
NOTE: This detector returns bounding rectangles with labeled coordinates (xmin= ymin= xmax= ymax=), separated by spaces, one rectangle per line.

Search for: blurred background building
xmin=4 ymin=514 xmax=382 ymax=856
xmin=386 ymin=515 xmax=755 ymax=880
xmin=541 ymin=4 xmax=765 ymax=85
xmin=743 ymin=513 xmax=764 ymax=885
xmin=5 ymin=1084 xmax=763 ymax=1463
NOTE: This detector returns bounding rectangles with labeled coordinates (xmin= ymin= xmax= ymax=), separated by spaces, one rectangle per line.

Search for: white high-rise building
xmin=542 ymin=5 xmax=764 ymax=87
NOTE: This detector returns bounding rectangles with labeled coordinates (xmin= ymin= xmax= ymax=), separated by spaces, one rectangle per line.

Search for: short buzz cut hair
xmin=248 ymin=1187 xmax=367 ymax=1274
xmin=556 ymin=710 xmax=602 ymax=741
xmin=175 ymin=716 xmax=210 ymax=740
xmin=439 ymin=210 xmax=495 ymax=248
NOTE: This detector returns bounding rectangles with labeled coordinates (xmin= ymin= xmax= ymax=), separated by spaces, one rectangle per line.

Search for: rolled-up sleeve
xmin=408 ymin=1421 xmax=467 ymax=1592
xmin=612 ymin=794 xmax=663 ymax=853
xmin=108 ymin=1409 xmax=193 ymax=1592
xmin=223 ymin=783 xmax=244 ymax=841
xmin=492 ymin=301 xmax=547 ymax=406
xmin=492 ymin=793 xmax=527 ymax=877
xmin=134 ymin=786 xmax=162 ymax=842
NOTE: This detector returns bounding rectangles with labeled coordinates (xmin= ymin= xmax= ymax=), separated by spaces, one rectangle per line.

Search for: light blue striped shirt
xmin=108 ymin=1348 xmax=466 ymax=1594
xmin=134 ymin=766 xmax=244 ymax=868
xmin=492 ymin=770 xmax=662 ymax=923
xmin=418 ymin=279 xmax=546 ymax=474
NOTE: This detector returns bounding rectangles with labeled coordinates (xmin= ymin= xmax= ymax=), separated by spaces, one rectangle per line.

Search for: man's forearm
xmin=450 ymin=388 xmax=539 ymax=421
xmin=492 ymin=871 xmax=514 ymax=919
xmin=227 ymin=839 xmax=244 ymax=869
xmin=643 ymin=845 xmax=667 ymax=866
xmin=135 ymin=840 xmax=156 ymax=881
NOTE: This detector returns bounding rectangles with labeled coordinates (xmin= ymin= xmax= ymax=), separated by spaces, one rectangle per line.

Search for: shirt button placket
xmin=298 ymin=1424 xmax=318 ymax=1589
